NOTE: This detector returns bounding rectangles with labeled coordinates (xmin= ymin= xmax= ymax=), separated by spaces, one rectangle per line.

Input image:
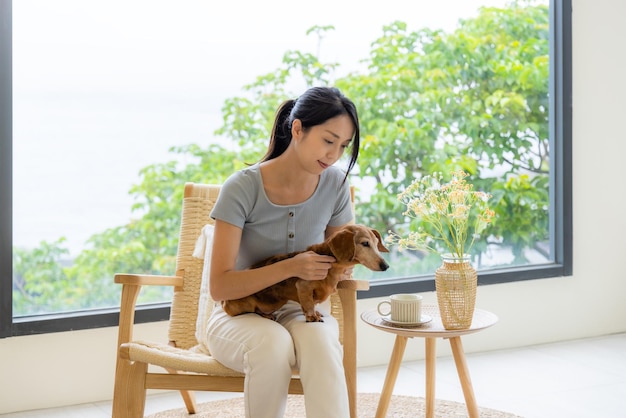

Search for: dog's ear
xmin=371 ymin=229 xmax=390 ymax=253
xmin=328 ymin=229 xmax=356 ymax=261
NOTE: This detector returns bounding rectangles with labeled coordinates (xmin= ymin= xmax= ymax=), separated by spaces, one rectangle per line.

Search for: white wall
xmin=2 ymin=0 xmax=626 ymax=413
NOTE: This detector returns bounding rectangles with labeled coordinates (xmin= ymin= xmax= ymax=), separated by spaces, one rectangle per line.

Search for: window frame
xmin=0 ymin=0 xmax=572 ymax=337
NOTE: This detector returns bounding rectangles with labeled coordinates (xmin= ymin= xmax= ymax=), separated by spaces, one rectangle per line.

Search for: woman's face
xmin=292 ymin=114 xmax=354 ymax=174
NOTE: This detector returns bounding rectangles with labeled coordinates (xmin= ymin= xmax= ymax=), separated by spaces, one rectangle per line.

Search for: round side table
xmin=361 ymin=304 xmax=498 ymax=418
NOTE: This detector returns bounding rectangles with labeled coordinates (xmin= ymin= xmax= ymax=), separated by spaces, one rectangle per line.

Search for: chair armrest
xmin=337 ymin=278 xmax=370 ymax=291
xmin=114 ymin=273 xmax=183 ymax=287
xmin=114 ymin=274 xmax=182 ymax=348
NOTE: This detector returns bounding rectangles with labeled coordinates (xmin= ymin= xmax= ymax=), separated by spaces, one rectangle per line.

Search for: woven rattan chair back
xmin=167 ymin=183 xmax=219 ymax=350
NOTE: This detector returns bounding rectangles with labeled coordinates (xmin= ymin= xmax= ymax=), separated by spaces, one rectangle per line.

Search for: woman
xmin=206 ymin=86 xmax=360 ymax=418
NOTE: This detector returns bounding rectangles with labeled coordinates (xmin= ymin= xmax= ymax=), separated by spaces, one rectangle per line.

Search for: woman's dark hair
xmin=261 ymin=86 xmax=360 ymax=181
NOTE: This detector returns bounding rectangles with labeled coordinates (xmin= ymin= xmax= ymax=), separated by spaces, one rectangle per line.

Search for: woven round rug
xmin=146 ymin=393 xmax=523 ymax=417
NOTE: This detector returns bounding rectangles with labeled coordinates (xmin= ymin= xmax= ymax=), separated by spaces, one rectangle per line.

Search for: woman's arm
xmin=209 ymin=219 xmax=336 ymax=301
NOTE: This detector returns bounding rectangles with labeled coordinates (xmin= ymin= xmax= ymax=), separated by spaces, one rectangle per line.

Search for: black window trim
xmin=1 ymin=0 xmax=14 ymax=339
xmin=0 ymin=0 xmax=572 ymax=337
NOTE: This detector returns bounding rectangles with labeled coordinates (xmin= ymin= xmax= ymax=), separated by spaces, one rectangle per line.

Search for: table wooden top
xmin=361 ymin=304 xmax=498 ymax=338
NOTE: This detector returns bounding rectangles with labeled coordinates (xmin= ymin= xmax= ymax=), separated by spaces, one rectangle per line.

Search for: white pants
xmin=205 ymin=301 xmax=349 ymax=418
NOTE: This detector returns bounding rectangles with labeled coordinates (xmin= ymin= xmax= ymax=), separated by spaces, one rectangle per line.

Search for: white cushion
xmin=192 ymin=223 xmax=215 ymax=353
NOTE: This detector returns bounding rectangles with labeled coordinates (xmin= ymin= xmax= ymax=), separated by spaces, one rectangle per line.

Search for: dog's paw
xmin=305 ymin=311 xmax=324 ymax=322
xmin=305 ymin=317 xmax=324 ymax=322
xmin=258 ymin=312 xmax=277 ymax=321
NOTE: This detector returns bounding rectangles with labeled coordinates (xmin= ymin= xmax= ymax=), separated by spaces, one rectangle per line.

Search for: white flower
xmin=389 ymin=170 xmax=495 ymax=257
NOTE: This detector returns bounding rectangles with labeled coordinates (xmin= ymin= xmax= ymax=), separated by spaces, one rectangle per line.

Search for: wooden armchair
xmin=112 ymin=182 xmax=369 ymax=417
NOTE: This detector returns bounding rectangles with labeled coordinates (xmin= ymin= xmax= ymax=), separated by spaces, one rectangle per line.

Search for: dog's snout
xmin=379 ymin=260 xmax=389 ymax=271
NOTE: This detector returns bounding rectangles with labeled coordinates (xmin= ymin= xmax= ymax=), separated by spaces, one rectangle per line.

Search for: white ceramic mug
xmin=377 ymin=294 xmax=422 ymax=323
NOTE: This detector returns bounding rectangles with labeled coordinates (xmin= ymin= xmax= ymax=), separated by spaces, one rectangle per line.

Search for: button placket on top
xmin=287 ymin=208 xmax=296 ymax=252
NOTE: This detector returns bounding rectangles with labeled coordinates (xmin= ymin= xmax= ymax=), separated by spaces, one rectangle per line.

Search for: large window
xmin=0 ymin=0 xmax=571 ymax=337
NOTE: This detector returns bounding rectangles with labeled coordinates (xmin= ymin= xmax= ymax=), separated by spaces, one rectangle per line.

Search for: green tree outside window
xmin=13 ymin=3 xmax=551 ymax=315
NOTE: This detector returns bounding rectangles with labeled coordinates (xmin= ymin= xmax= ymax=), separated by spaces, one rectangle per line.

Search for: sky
xmin=12 ymin=0 xmax=523 ymax=255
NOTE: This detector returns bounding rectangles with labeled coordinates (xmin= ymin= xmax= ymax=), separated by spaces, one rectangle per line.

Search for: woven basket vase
xmin=435 ymin=254 xmax=477 ymax=330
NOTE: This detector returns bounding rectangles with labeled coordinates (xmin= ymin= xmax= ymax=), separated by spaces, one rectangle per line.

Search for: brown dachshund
xmin=222 ymin=224 xmax=390 ymax=322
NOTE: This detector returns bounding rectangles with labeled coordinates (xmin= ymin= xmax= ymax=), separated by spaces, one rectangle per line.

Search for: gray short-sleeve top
xmin=210 ymin=164 xmax=353 ymax=270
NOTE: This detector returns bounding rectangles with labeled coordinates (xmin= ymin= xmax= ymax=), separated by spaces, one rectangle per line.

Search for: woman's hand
xmin=290 ymin=251 xmax=336 ymax=281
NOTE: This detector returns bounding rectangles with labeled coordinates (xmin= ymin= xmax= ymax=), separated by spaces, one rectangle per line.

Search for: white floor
xmin=2 ymin=333 xmax=625 ymax=418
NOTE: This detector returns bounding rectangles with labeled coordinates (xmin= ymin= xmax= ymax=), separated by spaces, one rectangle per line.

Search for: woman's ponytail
xmin=261 ymin=99 xmax=297 ymax=162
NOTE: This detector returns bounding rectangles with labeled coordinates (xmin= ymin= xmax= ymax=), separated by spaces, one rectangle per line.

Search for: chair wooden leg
xmin=179 ymin=389 xmax=197 ymax=414
xmin=112 ymin=358 xmax=148 ymax=418
xmin=165 ymin=367 xmax=198 ymax=414
xmin=338 ymin=287 xmax=358 ymax=418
